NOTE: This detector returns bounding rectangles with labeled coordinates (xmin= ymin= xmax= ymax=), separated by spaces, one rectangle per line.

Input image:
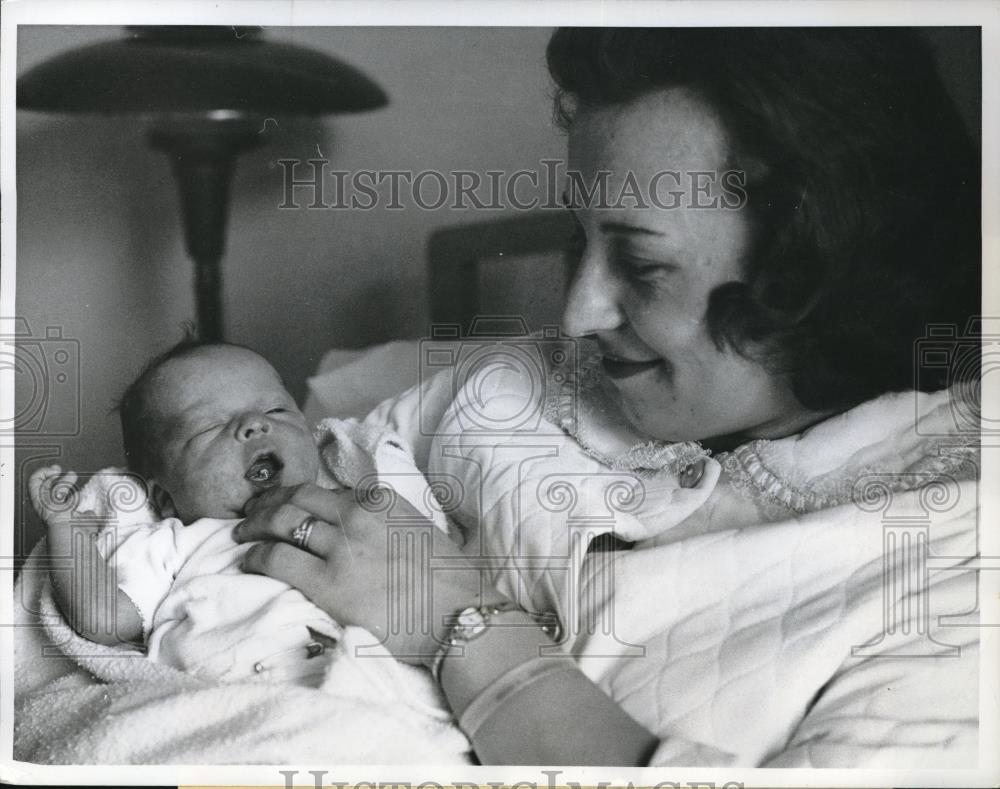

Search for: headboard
xmin=426 ymin=212 xmax=575 ymax=333
xmin=304 ymin=211 xmax=576 ymax=424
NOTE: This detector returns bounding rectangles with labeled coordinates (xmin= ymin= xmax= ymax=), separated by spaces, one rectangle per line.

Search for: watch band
xmin=431 ymin=602 xmax=562 ymax=684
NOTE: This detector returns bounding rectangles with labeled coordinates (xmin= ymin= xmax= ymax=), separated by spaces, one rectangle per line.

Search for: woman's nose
xmin=561 ymin=254 xmax=625 ymax=338
xmin=237 ymin=413 xmax=271 ymax=441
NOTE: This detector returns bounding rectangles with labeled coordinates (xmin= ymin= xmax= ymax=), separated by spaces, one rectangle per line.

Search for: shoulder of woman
xmin=723 ymin=387 xmax=979 ymax=516
xmin=781 ymin=387 xmax=974 ymax=473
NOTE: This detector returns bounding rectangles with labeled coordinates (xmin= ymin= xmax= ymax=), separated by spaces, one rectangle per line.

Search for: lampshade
xmin=17 ymin=25 xmax=388 ymax=117
xmin=17 ymin=25 xmax=388 ymax=342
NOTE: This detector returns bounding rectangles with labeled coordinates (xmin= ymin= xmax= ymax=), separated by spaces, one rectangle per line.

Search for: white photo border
xmin=1 ymin=1 xmax=997 ymax=786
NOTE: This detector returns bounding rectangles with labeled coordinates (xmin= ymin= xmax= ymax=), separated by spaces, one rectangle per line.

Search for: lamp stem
xmin=148 ymin=122 xmax=261 ymax=342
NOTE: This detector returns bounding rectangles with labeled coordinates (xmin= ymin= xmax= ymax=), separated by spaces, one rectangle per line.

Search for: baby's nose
xmin=238 ymin=414 xmax=271 ymax=440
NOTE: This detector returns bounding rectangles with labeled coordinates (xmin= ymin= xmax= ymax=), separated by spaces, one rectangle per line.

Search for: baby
xmin=29 ymin=339 xmax=450 ymax=710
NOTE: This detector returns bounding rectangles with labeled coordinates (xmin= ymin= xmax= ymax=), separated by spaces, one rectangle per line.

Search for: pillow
xmin=303 ymin=340 xmax=426 ymax=423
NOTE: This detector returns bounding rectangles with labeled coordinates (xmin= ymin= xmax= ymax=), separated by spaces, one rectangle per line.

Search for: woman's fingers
xmin=237 ymin=500 xmax=304 ymax=540
xmin=244 ymin=482 xmax=348 ymax=524
xmin=238 ymin=484 xmax=495 ymax=661
xmin=242 ymin=483 xmax=297 ymax=515
xmin=284 ymin=483 xmax=350 ymax=524
xmin=235 ymin=500 xmax=342 ymax=559
xmin=285 ymin=514 xmax=343 ymax=559
xmin=242 ymin=541 xmax=329 ymax=601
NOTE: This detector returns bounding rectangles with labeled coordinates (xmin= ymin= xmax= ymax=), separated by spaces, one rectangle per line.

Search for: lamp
xmin=17 ymin=25 xmax=388 ymax=341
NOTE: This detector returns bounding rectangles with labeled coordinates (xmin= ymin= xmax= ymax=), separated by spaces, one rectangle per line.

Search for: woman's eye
xmin=629 ymin=260 xmax=667 ymax=277
xmin=610 ymin=238 xmax=677 ymax=288
xmin=267 ymin=407 xmax=288 ymax=415
xmin=622 ymin=257 xmax=672 ymax=285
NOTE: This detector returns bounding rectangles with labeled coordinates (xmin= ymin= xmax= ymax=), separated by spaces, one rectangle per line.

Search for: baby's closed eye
xmin=190 ymin=423 xmax=223 ymax=440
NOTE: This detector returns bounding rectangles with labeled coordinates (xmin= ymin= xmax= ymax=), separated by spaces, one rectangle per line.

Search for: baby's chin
xmin=171 ymin=488 xmax=251 ymax=523
xmin=237 ymin=467 xmax=318 ymax=517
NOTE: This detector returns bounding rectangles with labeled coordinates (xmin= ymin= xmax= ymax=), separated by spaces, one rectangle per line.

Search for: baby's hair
xmin=116 ymin=325 xmax=257 ymax=478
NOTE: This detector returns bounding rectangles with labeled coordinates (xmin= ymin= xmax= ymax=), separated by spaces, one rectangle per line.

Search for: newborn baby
xmin=29 ymin=340 xmax=451 ymax=716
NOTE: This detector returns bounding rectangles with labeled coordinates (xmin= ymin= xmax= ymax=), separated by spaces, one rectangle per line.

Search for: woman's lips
xmin=600 ymin=355 xmax=663 ymax=380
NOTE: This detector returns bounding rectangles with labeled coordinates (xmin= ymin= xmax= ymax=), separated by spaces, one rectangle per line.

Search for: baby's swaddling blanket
xmin=95 ymin=417 xmax=450 ymax=686
xmin=13 ymin=418 xmax=470 ymax=765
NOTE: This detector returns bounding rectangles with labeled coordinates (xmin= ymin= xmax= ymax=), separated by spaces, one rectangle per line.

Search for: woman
xmin=237 ymin=28 xmax=981 ymax=766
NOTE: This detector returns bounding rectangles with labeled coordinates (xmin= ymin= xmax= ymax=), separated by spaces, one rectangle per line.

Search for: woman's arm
xmin=236 ymin=483 xmax=658 ymax=765
xmin=437 ymin=616 xmax=659 ymax=765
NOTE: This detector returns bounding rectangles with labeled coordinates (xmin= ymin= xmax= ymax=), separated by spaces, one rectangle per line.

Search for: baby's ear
xmin=148 ymin=482 xmax=177 ymax=520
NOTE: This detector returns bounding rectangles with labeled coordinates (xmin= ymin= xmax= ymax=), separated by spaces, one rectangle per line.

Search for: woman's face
xmin=563 ymin=88 xmax=816 ymax=445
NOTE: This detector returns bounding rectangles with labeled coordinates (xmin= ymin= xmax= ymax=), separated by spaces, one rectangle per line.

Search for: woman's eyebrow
xmin=559 ymin=199 xmax=665 ymax=238
xmin=599 ymin=220 xmax=664 ymax=237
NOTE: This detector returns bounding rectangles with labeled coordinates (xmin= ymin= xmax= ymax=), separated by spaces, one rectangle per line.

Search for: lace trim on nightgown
xmin=544 ymin=352 xmax=979 ymax=515
xmin=718 ymin=434 xmax=980 ymax=517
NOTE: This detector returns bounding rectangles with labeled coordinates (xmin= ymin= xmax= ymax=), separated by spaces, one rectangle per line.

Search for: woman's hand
xmin=237 ymin=483 xmax=660 ymax=764
xmin=235 ymin=483 xmax=497 ymax=664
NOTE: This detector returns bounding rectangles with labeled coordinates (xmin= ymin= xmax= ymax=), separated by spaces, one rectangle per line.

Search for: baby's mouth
xmin=245 ymin=452 xmax=284 ymax=487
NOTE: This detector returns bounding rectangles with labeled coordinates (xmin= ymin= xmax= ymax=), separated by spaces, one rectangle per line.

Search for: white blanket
xmin=14 ymin=557 xmax=469 ymax=764
xmin=14 ymin=418 xmax=470 ymax=765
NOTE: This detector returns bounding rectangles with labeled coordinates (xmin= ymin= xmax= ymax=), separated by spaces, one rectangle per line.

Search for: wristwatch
xmin=431 ymin=602 xmax=562 ymax=684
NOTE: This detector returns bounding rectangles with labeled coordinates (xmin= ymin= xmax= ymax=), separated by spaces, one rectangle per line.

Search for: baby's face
xmin=144 ymin=346 xmax=319 ymax=522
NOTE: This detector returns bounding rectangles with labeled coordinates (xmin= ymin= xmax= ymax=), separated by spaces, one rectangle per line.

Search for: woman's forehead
xmin=564 ymin=88 xmax=748 ymax=257
xmin=567 ymin=88 xmax=730 ymax=174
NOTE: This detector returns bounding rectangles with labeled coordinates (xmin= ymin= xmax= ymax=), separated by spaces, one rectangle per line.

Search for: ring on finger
xmin=292 ymin=515 xmax=318 ymax=551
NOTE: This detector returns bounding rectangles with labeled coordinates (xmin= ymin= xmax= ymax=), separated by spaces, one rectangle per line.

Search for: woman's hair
xmin=547 ymin=28 xmax=980 ymax=410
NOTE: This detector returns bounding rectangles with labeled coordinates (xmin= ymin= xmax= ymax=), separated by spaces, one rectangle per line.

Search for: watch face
xmin=456 ymin=606 xmax=486 ymax=637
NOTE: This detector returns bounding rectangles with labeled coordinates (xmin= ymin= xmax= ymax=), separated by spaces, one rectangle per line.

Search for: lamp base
xmin=148 ymin=119 xmax=261 ymax=342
